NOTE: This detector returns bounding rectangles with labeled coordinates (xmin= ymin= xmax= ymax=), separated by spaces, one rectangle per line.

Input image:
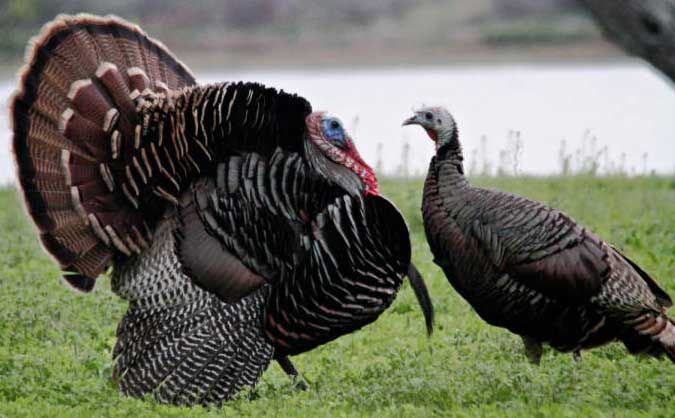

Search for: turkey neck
xmin=433 ymin=129 xmax=469 ymax=191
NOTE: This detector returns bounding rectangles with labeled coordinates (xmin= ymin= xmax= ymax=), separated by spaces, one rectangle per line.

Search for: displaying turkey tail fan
xmin=10 ymin=14 xmax=196 ymax=290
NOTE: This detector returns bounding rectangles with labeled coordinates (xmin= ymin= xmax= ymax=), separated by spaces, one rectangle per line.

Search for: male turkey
xmin=403 ymin=106 xmax=674 ymax=364
xmin=10 ymin=14 xmax=434 ymax=405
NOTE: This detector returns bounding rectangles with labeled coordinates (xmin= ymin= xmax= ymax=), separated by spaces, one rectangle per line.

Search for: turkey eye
xmin=330 ymin=120 xmax=340 ymax=129
xmin=425 ymin=112 xmax=433 ymax=121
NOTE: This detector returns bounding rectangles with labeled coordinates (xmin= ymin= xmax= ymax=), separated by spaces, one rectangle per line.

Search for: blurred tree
xmin=581 ymin=0 xmax=675 ymax=83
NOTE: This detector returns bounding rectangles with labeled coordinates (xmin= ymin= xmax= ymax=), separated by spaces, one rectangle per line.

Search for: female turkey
xmin=403 ymin=106 xmax=674 ymax=364
xmin=10 ymin=14 xmax=434 ymax=405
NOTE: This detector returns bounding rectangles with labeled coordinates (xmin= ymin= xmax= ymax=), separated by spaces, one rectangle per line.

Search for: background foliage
xmin=0 ymin=0 xmax=603 ymax=65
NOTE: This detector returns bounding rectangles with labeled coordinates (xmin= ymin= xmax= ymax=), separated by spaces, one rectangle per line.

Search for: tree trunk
xmin=580 ymin=0 xmax=675 ymax=83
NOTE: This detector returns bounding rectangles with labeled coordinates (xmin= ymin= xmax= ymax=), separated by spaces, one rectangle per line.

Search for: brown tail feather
xmin=11 ymin=14 xmax=196 ymax=289
xmin=622 ymin=312 xmax=675 ymax=363
xmin=654 ymin=316 xmax=675 ymax=363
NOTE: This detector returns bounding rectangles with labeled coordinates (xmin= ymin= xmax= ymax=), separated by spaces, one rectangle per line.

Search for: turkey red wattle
xmin=425 ymin=128 xmax=439 ymax=143
xmin=344 ymin=139 xmax=379 ymax=196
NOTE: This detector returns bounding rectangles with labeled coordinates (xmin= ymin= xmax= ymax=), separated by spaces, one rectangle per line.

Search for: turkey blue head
xmin=305 ymin=112 xmax=379 ymax=196
xmin=321 ymin=117 xmax=348 ymax=148
xmin=402 ymin=106 xmax=458 ymax=151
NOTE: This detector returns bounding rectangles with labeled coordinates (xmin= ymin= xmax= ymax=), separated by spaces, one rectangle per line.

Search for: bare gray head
xmin=402 ymin=106 xmax=458 ymax=151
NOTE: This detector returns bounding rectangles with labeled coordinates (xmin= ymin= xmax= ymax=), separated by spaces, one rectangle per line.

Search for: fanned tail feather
xmin=112 ymin=219 xmax=274 ymax=404
xmin=11 ymin=14 xmax=195 ymax=288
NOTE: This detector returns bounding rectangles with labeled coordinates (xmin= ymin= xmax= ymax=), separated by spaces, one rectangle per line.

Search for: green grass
xmin=1 ymin=176 xmax=674 ymax=417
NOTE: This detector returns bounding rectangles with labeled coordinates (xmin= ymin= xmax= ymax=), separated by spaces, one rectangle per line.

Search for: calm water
xmin=1 ymin=62 xmax=674 ymax=184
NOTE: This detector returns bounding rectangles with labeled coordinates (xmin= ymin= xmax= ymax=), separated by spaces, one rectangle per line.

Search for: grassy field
xmin=0 ymin=176 xmax=674 ymax=417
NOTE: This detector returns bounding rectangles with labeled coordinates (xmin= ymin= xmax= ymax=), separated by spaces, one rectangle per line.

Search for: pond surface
xmin=1 ymin=62 xmax=673 ymax=184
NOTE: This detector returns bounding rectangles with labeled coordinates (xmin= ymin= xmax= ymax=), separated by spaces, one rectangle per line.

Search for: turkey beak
xmin=402 ymin=115 xmax=419 ymax=126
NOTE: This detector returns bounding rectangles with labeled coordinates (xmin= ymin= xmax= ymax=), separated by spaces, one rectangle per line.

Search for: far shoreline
xmin=0 ymin=40 xmax=632 ymax=79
